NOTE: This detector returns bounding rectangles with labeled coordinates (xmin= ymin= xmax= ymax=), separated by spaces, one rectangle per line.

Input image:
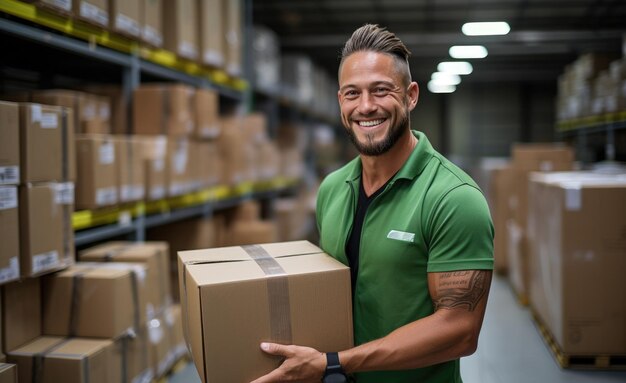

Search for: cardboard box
xmin=489 ymin=167 xmax=516 ymax=274
xmin=115 ymin=326 xmax=153 ymax=383
xmin=73 ymin=0 xmax=109 ymax=27
xmin=193 ymin=141 xmax=221 ymax=190
xmin=109 ymin=0 xmax=141 ymax=38
xmin=528 ymin=173 xmax=626 ymax=354
xmin=0 ymin=102 xmax=19 ymax=186
xmin=81 ymin=86 xmax=127 ymax=135
xmin=0 ymin=363 xmax=16 ymax=383
xmin=178 ymin=241 xmax=353 ymax=383
xmin=164 ymin=304 xmax=187 ymax=361
xmin=163 ymin=0 xmax=198 ymax=60
xmin=1 ymin=278 xmax=41 ymax=352
xmin=75 ymin=134 xmax=118 ymax=210
xmin=19 ymin=183 xmax=73 ymax=277
xmin=233 ymin=200 xmax=261 ymax=222
xmin=0 ymin=187 xmax=20 ymax=285
xmin=80 ymin=94 xmax=111 ymax=135
xmin=193 ymin=88 xmax=219 ymax=139
xmin=133 ymin=85 xmax=194 ymax=136
xmin=79 ymin=241 xmax=171 ymax=317
xmin=223 ymin=0 xmax=242 ymax=76
xmin=114 ymin=136 xmax=145 ymax=203
xmin=141 ymin=0 xmax=162 ymax=47
xmin=217 ymin=117 xmax=246 ymax=186
xmin=198 ymin=0 xmax=224 ymax=67
xmin=147 ymin=313 xmax=172 ymax=379
xmin=8 ymin=336 xmax=120 ymax=383
xmin=42 ymin=263 xmax=149 ymax=339
xmin=228 ymin=220 xmax=278 ymax=246
xmin=19 ymin=104 xmax=63 ymax=183
xmin=140 ymin=136 xmax=167 ymax=201
xmin=511 ymin=143 xmax=574 ymax=171
xmin=23 ymin=0 xmax=72 ymax=14
xmin=147 ymin=217 xmax=216 ymax=302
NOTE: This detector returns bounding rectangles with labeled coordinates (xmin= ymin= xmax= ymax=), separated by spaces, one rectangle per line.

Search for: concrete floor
xmin=169 ymin=275 xmax=626 ymax=382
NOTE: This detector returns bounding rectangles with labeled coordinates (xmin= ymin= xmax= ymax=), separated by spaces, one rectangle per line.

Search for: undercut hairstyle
xmin=340 ymin=24 xmax=412 ymax=84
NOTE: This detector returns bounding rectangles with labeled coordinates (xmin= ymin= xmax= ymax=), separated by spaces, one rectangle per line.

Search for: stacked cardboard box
xmin=163 ymin=0 xmax=198 ymax=61
xmin=198 ymin=0 xmax=224 ymax=67
xmin=75 ymin=134 xmax=118 ymax=210
xmin=141 ymin=0 xmax=163 ymax=47
xmin=223 ymin=0 xmax=242 ymax=76
xmin=177 ymin=241 xmax=353 ymax=382
xmin=109 ymin=0 xmax=141 ymax=38
xmin=527 ymin=172 xmax=626 ymax=355
xmin=73 ymin=0 xmax=109 ymax=28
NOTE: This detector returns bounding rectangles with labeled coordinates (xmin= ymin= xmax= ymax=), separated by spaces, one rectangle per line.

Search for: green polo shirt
xmin=316 ymin=131 xmax=494 ymax=383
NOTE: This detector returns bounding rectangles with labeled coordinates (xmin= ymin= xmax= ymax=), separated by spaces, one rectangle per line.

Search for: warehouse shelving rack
xmin=0 ymin=0 xmax=302 ymax=248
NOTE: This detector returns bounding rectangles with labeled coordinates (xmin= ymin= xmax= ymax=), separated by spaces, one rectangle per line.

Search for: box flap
xmin=49 ymin=338 xmax=112 ymax=359
xmin=178 ymin=240 xmax=321 ymax=265
xmin=8 ymin=336 xmax=65 ymax=356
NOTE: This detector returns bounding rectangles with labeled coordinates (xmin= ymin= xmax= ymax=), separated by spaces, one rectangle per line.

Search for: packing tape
xmin=31 ymin=338 xmax=72 ymax=383
xmin=242 ymin=244 xmax=293 ymax=345
xmin=69 ymin=273 xmax=85 ymax=337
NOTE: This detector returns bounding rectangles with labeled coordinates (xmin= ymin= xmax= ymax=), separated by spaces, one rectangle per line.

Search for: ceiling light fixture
xmin=462 ymin=21 xmax=510 ymax=36
xmin=437 ymin=61 xmax=473 ymax=75
xmin=449 ymin=45 xmax=488 ymax=59
xmin=427 ymin=81 xmax=456 ymax=94
xmin=431 ymin=72 xmax=462 ymax=86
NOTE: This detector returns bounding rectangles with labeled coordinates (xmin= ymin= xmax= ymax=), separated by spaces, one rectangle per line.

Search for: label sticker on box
xmin=0 ymin=187 xmax=17 ymax=210
xmin=41 ymin=112 xmax=59 ymax=129
xmin=0 ymin=257 xmax=19 ymax=284
xmin=0 ymin=166 xmax=19 ymax=185
xmin=564 ymin=183 xmax=582 ymax=211
xmin=180 ymin=41 xmax=197 ymax=58
xmin=116 ymin=14 xmax=140 ymax=36
xmin=55 ymin=183 xmax=75 ymax=205
xmin=50 ymin=0 xmax=71 ymax=10
xmin=100 ymin=105 xmax=111 ymax=120
xmin=83 ymin=104 xmax=96 ymax=119
xmin=100 ymin=142 xmax=115 ymax=165
xmin=96 ymin=187 xmax=117 ymax=206
xmin=81 ymin=2 xmax=108 ymax=26
xmin=31 ymin=104 xmax=42 ymax=123
xmin=32 ymin=250 xmax=60 ymax=274
xmin=143 ymin=26 xmax=162 ymax=47
xmin=150 ymin=186 xmax=165 ymax=200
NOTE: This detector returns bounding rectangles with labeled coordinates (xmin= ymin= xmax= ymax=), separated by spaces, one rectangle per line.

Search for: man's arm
xmin=250 ymin=269 xmax=492 ymax=382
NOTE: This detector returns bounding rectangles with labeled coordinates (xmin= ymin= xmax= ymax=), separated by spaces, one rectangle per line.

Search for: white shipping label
xmin=99 ymin=142 xmax=115 ymax=165
xmin=132 ymin=186 xmax=145 ymax=200
xmin=83 ymin=104 xmax=96 ymax=119
xmin=81 ymin=2 xmax=108 ymax=26
xmin=32 ymin=250 xmax=60 ymax=274
xmin=100 ymin=105 xmax=111 ymax=120
xmin=179 ymin=42 xmax=197 ymax=58
xmin=0 ymin=166 xmax=19 ymax=185
xmin=565 ymin=185 xmax=582 ymax=211
xmin=40 ymin=113 xmax=59 ymax=128
xmin=118 ymin=211 xmax=132 ymax=226
xmin=0 ymin=187 xmax=18 ymax=210
xmin=148 ymin=318 xmax=164 ymax=344
xmin=51 ymin=0 xmax=71 ymax=11
xmin=153 ymin=158 xmax=165 ymax=172
xmin=143 ymin=26 xmax=163 ymax=47
xmin=116 ymin=14 xmax=140 ymax=36
xmin=120 ymin=185 xmax=133 ymax=202
xmin=0 ymin=257 xmax=19 ymax=284
xmin=31 ymin=105 xmax=42 ymax=123
xmin=150 ymin=186 xmax=165 ymax=200
xmin=173 ymin=147 xmax=188 ymax=174
xmin=55 ymin=183 xmax=75 ymax=205
xmin=96 ymin=187 xmax=117 ymax=206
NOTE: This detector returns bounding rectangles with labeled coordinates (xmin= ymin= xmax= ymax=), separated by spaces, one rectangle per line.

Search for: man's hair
xmin=340 ymin=24 xmax=412 ymax=83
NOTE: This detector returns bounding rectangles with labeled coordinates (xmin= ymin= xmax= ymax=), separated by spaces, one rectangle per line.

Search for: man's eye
xmin=344 ymin=90 xmax=358 ymax=98
xmin=373 ymin=87 xmax=390 ymax=95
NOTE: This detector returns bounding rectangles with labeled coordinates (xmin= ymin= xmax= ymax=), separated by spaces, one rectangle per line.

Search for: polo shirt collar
xmin=344 ymin=130 xmax=434 ymax=183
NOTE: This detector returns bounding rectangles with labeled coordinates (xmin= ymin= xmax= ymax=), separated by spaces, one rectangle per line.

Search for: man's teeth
xmin=358 ymin=119 xmax=384 ymax=127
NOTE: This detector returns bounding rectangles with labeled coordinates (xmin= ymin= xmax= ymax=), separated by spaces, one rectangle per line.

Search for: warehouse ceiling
xmin=252 ymin=0 xmax=626 ymax=85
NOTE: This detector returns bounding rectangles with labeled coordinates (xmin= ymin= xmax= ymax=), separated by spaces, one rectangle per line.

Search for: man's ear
xmin=407 ymin=82 xmax=419 ymax=111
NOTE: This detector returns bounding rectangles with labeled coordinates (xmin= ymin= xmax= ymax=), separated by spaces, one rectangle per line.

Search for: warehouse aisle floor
xmin=168 ymin=275 xmax=626 ymax=383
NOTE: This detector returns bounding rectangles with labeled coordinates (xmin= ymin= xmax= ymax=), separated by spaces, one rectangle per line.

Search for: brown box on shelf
xmin=133 ymin=84 xmax=194 ymax=136
xmin=79 ymin=241 xmax=171 ymax=318
xmin=141 ymin=0 xmax=162 ymax=47
xmin=42 ymin=262 xmax=149 ymax=339
xmin=216 ymin=117 xmax=246 ymax=186
xmin=166 ymin=138 xmax=191 ymax=197
xmin=227 ymin=220 xmax=278 ymax=246
xmin=193 ymin=141 xmax=221 ymax=189
xmin=19 ymin=183 xmax=73 ymax=278
xmin=75 ymin=134 xmax=118 ymax=210
xmin=528 ymin=172 xmax=626 ymax=355
xmin=23 ymin=1 xmax=72 ymax=14
xmin=140 ymin=136 xmax=167 ymax=201
xmin=0 ymin=102 xmax=19 ymax=186
xmin=81 ymin=86 xmax=127 ymax=134
xmin=18 ymin=104 xmax=63 ymax=183
xmin=163 ymin=0 xmax=198 ymax=61
xmin=178 ymin=241 xmax=353 ymax=383
xmin=30 ymin=90 xmax=84 ymax=133
xmin=116 ymin=326 xmax=152 ymax=383
xmin=147 ymin=313 xmax=172 ymax=379
xmin=0 ymin=186 xmax=20 ymax=286
xmin=511 ymin=143 xmax=574 ymax=171
xmin=223 ymin=0 xmax=242 ymax=77
xmin=73 ymin=0 xmax=109 ymax=28
xmin=109 ymin=0 xmax=141 ymax=38
xmin=233 ymin=200 xmax=261 ymax=222
xmin=0 ymin=363 xmax=16 ymax=383
xmin=7 ymin=336 xmax=121 ymax=383
xmin=81 ymin=94 xmax=111 ymax=135
xmin=193 ymin=88 xmax=219 ymax=139
xmin=1 ymin=278 xmax=41 ymax=352
xmin=147 ymin=217 xmax=216 ymax=302
xmin=198 ymin=0 xmax=224 ymax=67
xmin=165 ymin=304 xmax=187 ymax=361
xmin=113 ymin=136 xmax=145 ymax=203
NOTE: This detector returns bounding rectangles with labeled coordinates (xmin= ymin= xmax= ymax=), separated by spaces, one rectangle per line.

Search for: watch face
xmin=324 ymin=373 xmax=347 ymax=383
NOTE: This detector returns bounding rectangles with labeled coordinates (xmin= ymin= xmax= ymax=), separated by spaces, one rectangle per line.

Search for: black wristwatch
xmin=322 ymin=352 xmax=347 ymax=383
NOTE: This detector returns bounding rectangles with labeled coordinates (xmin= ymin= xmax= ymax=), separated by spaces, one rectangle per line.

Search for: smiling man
xmin=252 ymin=24 xmax=494 ymax=383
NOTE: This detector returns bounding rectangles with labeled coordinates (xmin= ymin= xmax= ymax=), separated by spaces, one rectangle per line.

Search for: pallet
xmin=532 ymin=311 xmax=626 ymax=370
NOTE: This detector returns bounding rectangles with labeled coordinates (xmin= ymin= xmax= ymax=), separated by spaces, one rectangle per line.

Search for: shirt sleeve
xmin=426 ymin=184 xmax=494 ymax=272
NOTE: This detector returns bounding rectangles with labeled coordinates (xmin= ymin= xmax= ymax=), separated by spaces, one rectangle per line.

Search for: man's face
xmin=338 ymin=51 xmax=418 ymax=156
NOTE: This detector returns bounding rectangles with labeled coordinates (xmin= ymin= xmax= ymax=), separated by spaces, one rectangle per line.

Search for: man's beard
xmin=345 ymin=112 xmax=409 ymax=156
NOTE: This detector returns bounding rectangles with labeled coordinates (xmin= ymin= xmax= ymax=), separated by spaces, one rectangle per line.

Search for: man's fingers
xmin=260 ymin=342 xmax=289 ymax=356
xmin=249 ymin=367 xmax=283 ymax=383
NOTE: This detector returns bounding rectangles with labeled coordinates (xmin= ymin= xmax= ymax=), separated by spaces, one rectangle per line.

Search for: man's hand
xmin=250 ymin=342 xmax=327 ymax=383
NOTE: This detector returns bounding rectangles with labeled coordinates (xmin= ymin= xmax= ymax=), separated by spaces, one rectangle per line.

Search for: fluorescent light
xmin=449 ymin=45 xmax=488 ymax=59
xmin=428 ymin=81 xmax=456 ymax=93
xmin=431 ymin=72 xmax=461 ymax=86
xmin=437 ymin=61 xmax=473 ymax=75
xmin=462 ymin=22 xmax=510 ymax=36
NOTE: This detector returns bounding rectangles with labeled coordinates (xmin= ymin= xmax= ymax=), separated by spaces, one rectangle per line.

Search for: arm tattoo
xmin=433 ymin=270 xmax=488 ymax=312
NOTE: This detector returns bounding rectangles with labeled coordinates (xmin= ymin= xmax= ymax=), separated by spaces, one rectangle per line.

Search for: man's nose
xmin=357 ymin=92 xmax=377 ymax=115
